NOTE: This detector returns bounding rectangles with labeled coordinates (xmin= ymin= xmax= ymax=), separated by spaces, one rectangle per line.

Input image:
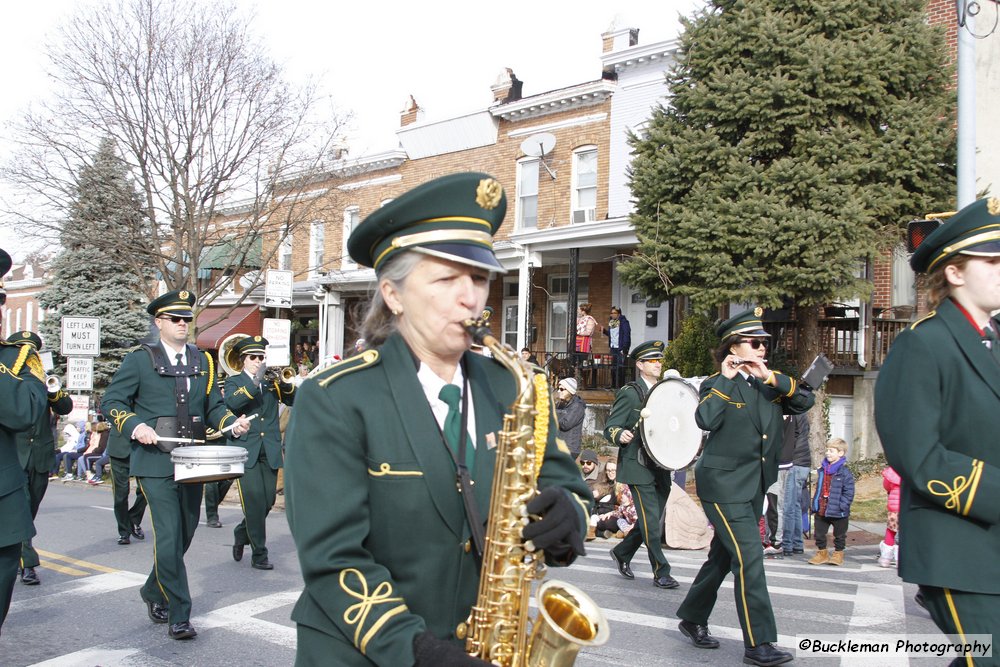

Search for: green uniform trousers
xmin=611 ymin=478 xmax=672 ymax=579
xmin=677 ymin=497 xmax=777 ymax=648
xmin=1 ymin=542 xmax=19 ymax=633
xmin=19 ymin=469 xmax=49 ymax=569
xmin=136 ymin=476 xmax=203 ymax=625
xmin=921 ymin=586 xmax=1000 ymax=667
xmin=234 ymin=449 xmax=278 ymax=565
xmin=204 ymin=479 xmax=233 ymax=523
xmin=109 ymin=456 xmax=146 ymax=538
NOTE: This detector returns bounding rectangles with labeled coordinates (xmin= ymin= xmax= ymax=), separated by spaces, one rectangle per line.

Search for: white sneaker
xmin=877 ymin=540 xmax=894 ymax=568
xmin=763 ymin=545 xmax=782 ymax=556
xmin=62 ymin=474 xmax=74 ymax=481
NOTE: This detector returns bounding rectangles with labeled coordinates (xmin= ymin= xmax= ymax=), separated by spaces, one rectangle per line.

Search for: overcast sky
xmin=0 ymin=0 xmax=706 ymax=259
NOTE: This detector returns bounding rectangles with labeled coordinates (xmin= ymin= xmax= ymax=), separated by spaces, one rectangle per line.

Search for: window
xmin=517 ymin=159 xmax=539 ymax=229
xmin=547 ymin=274 xmax=589 ymax=351
xmin=278 ymin=233 xmax=293 ymax=271
xmin=501 ymin=278 xmax=519 ymax=348
xmin=308 ymin=220 xmax=325 ymax=278
xmin=891 ymin=244 xmax=916 ymax=307
xmin=571 ymin=147 xmax=597 ymax=224
xmin=342 ymin=207 xmax=359 ymax=270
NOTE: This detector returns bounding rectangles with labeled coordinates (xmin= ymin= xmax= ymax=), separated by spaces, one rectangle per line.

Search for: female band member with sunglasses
xmin=675 ymin=308 xmax=814 ymax=667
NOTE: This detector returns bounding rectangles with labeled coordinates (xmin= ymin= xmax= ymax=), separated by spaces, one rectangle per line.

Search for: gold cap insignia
xmin=653 ymin=341 xmax=664 ymax=349
xmin=476 ymin=178 xmax=503 ymax=210
xmin=989 ymin=198 xmax=1000 ymax=216
xmin=754 ymin=307 xmax=763 ymax=317
xmin=179 ymin=290 xmax=190 ymax=299
xmin=254 ymin=335 xmax=262 ymax=342
xmin=22 ymin=331 xmax=29 ymax=337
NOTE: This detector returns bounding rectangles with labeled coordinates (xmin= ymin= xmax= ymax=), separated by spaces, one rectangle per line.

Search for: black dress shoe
xmin=20 ymin=567 xmax=40 ymax=585
xmin=118 ymin=534 xmax=131 ymax=545
xmin=131 ymin=524 xmax=145 ymax=540
xmin=206 ymin=519 xmax=223 ymax=528
xmin=610 ymin=549 xmax=633 ymax=580
xmin=143 ymin=598 xmax=169 ymax=624
xmin=678 ymin=620 xmax=720 ymax=649
xmin=168 ymin=621 xmax=198 ymax=640
xmin=744 ymin=642 xmax=793 ymax=666
xmin=251 ymin=559 xmax=274 ymax=570
xmin=233 ymin=543 xmax=245 ymax=562
xmin=653 ymin=575 xmax=680 ymax=589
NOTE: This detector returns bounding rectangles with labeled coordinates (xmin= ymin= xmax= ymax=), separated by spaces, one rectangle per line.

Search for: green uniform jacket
xmin=603 ymin=378 xmax=671 ymax=486
xmin=0 ymin=342 xmax=48 ymax=548
xmin=16 ymin=389 xmax=73 ymax=473
xmin=694 ymin=371 xmax=814 ymax=503
xmin=875 ymin=298 xmax=1000 ymax=593
xmin=224 ymin=371 xmax=294 ymax=469
xmin=284 ymin=333 xmax=591 ymax=666
xmin=102 ymin=345 xmax=235 ymax=477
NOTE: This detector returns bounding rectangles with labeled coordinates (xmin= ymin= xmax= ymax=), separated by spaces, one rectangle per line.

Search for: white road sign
xmin=60 ymin=317 xmax=101 ymax=356
xmin=66 ymin=357 xmax=94 ymax=391
xmin=262 ymin=318 xmax=291 ymax=368
xmin=265 ymin=270 xmax=293 ymax=308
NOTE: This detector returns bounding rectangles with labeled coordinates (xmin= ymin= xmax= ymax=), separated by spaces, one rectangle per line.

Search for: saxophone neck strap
xmin=456 ymin=358 xmax=484 ymax=562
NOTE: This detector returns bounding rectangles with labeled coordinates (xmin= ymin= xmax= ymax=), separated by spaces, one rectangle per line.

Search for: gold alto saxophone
xmin=459 ymin=318 xmax=608 ymax=667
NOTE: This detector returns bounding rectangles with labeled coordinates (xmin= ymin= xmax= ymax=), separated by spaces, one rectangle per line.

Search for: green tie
xmin=984 ymin=327 xmax=1000 ymax=365
xmin=438 ymin=384 xmax=475 ymax=469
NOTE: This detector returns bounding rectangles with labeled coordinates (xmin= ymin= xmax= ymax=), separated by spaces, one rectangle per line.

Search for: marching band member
xmin=876 ymin=198 xmax=1000 ymax=665
xmin=284 ymin=173 xmax=590 ymax=666
xmin=224 ymin=335 xmax=294 ymax=570
xmin=604 ymin=340 xmax=679 ymax=590
xmin=102 ymin=289 xmax=250 ymax=640
xmin=0 ymin=248 xmax=48 ymax=634
xmin=676 ymin=308 xmax=814 ymax=666
xmin=9 ymin=332 xmax=73 ymax=585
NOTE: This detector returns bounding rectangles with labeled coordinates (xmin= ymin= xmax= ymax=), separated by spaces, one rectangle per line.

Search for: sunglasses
xmin=246 ymin=354 xmax=265 ymax=361
xmin=158 ymin=315 xmax=192 ymax=324
xmin=739 ymin=339 xmax=768 ymax=350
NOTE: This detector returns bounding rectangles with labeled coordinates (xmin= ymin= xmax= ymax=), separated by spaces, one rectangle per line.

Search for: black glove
xmin=412 ymin=631 xmax=490 ymax=667
xmin=521 ymin=486 xmax=586 ymax=564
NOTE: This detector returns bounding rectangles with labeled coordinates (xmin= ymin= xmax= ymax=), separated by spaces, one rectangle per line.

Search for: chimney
xmin=400 ymin=95 xmax=423 ymax=127
xmin=602 ymin=27 xmax=639 ymax=54
xmin=491 ymin=68 xmax=523 ymax=104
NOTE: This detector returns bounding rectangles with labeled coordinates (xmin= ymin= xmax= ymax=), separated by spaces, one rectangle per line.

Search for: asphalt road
xmin=2 ymin=481 xmax=949 ymax=666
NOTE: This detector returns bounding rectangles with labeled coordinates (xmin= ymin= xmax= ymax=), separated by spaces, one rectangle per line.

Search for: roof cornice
xmin=491 ymin=81 xmax=616 ymax=122
xmin=601 ymin=39 xmax=680 ymax=75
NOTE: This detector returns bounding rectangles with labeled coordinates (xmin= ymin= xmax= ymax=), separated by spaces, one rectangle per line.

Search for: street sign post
xmin=265 ymin=270 xmax=293 ymax=308
xmin=66 ymin=357 xmax=94 ymax=391
xmin=262 ymin=318 xmax=292 ymax=368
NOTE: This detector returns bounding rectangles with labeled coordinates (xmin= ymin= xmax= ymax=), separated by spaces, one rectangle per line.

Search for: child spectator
xmin=879 ymin=465 xmax=901 ymax=568
xmin=807 ymin=438 xmax=855 ymax=566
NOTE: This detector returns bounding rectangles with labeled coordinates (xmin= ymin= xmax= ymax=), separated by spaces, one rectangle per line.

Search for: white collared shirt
xmin=417 ymin=362 xmax=477 ymax=449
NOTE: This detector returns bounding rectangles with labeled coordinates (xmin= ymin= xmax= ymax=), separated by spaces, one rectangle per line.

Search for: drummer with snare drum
xmin=603 ymin=340 xmax=680 ymax=590
xmin=102 ymin=289 xmax=250 ymax=641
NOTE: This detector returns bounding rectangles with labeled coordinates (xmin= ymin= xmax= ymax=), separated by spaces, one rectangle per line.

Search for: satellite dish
xmin=519 ymin=132 xmax=557 ymax=158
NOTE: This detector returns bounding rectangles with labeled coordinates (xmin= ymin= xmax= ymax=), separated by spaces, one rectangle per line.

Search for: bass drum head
xmin=641 ymin=377 xmax=701 ymax=470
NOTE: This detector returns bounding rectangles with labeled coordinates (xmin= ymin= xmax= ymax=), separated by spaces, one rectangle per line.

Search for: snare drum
xmin=171 ymin=445 xmax=249 ymax=483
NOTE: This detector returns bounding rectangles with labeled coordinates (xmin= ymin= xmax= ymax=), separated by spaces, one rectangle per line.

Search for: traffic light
xmin=907 ymin=218 xmax=941 ymax=254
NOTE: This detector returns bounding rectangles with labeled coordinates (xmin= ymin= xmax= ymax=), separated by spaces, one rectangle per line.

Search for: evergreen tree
xmin=40 ymin=138 xmax=153 ymax=391
xmin=623 ymin=0 xmax=956 ymax=365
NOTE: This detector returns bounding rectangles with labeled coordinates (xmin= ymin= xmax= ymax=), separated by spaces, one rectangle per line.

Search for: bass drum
xmin=640 ymin=377 xmax=702 ymax=470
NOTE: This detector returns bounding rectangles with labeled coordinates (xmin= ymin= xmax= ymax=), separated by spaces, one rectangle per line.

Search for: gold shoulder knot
xmin=315 ymin=350 xmax=381 ymax=388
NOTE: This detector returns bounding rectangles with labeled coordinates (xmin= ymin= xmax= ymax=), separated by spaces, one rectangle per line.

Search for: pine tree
xmin=39 ymin=138 xmax=153 ymax=391
xmin=623 ymin=0 xmax=956 ymax=364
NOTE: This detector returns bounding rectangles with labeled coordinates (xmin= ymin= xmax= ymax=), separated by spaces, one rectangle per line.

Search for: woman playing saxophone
xmin=284 ymin=173 xmax=591 ymax=667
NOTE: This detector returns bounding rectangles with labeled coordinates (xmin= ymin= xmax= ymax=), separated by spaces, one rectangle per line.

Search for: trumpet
xmin=263 ymin=367 xmax=296 ymax=384
xmin=46 ymin=375 xmax=61 ymax=393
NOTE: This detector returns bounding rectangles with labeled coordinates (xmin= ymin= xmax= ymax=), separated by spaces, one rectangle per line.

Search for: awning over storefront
xmin=195 ymin=304 xmax=262 ymax=350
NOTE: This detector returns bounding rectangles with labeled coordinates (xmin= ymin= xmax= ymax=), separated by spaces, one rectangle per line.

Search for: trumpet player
xmin=676 ymin=308 xmax=814 ymax=666
xmin=0 ymin=248 xmax=49 ymax=634
xmin=224 ymin=336 xmax=295 ymax=571
xmin=8 ymin=331 xmax=73 ymax=587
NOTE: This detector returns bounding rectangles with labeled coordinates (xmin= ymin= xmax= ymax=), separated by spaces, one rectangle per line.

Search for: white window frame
xmin=501 ymin=278 xmax=519 ymax=349
xmin=308 ymin=220 xmax=325 ymax=279
xmin=278 ymin=233 xmax=293 ymax=271
xmin=547 ymin=274 xmax=589 ymax=352
xmin=571 ymin=146 xmax=597 ymax=224
xmin=342 ymin=207 xmax=359 ymax=270
xmin=516 ymin=158 xmax=539 ymax=230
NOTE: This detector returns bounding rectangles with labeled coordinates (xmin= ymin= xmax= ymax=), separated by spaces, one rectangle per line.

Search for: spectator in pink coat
xmin=879 ymin=466 xmax=901 ymax=567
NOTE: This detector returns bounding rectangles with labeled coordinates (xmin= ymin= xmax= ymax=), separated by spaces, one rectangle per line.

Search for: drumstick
xmin=221 ymin=413 xmax=258 ymax=434
xmin=156 ymin=436 xmax=206 ymax=444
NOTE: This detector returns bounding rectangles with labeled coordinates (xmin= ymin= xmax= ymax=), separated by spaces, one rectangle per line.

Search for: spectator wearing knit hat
xmin=555 ymin=377 xmax=586 ymax=459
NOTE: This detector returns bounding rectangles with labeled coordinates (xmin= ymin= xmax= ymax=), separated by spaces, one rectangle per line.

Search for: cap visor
xmin=413 ymin=244 xmax=507 ymax=273
xmin=960 ymin=240 xmax=1000 ymax=257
